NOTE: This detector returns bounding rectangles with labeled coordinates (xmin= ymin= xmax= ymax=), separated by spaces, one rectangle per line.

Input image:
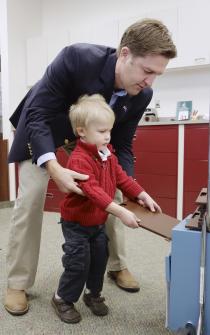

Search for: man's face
xmin=115 ymin=47 xmax=169 ymax=95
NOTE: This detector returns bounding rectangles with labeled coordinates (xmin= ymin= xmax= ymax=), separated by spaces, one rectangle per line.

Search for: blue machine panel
xmin=166 ymin=219 xmax=210 ymax=333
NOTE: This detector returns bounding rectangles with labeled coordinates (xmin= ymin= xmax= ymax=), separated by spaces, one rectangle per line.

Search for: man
xmin=5 ymin=18 xmax=176 ymax=315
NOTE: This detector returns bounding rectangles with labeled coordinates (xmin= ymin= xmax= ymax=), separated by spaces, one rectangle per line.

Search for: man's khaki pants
xmin=7 ymin=160 xmax=127 ymax=289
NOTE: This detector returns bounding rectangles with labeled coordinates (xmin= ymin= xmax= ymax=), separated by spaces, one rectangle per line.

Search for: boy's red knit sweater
xmin=60 ymin=140 xmax=144 ymax=226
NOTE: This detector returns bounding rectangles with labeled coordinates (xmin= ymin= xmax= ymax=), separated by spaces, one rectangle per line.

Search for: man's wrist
xmin=37 ymin=152 xmax=56 ymax=167
xmin=45 ymin=159 xmax=61 ymax=176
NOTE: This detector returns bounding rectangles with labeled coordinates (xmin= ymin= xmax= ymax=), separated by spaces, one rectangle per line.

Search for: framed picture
xmin=176 ymin=101 xmax=192 ymax=121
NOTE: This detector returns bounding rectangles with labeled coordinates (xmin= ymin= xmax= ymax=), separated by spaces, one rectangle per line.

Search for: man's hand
xmin=45 ymin=160 xmax=88 ymax=194
xmin=137 ymin=191 xmax=162 ymax=213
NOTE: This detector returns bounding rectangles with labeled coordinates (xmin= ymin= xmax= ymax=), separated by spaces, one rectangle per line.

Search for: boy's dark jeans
xmin=57 ymin=220 xmax=109 ymax=304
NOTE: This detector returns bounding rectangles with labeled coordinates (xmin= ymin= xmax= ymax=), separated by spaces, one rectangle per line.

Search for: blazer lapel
xmin=84 ymin=52 xmax=117 ymax=105
xmin=112 ymin=94 xmax=131 ymax=122
xmin=99 ymin=52 xmax=117 ymax=103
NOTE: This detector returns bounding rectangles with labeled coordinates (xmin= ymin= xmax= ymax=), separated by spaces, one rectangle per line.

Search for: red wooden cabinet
xmin=183 ymin=124 xmax=208 ymax=218
xmin=44 ymin=123 xmax=209 ymax=218
xmin=0 ymin=139 xmax=9 ymax=201
xmin=44 ymin=148 xmax=68 ymax=212
xmin=133 ymin=125 xmax=178 ymax=217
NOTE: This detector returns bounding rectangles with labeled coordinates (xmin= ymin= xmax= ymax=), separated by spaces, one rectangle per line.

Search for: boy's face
xmin=77 ymin=120 xmax=113 ymax=151
xmin=115 ymin=47 xmax=169 ymax=95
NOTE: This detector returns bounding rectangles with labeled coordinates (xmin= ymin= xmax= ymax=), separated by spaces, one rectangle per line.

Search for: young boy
xmin=52 ymin=94 xmax=161 ymax=323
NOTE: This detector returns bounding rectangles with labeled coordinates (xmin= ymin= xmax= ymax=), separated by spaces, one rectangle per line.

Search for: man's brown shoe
xmin=51 ymin=294 xmax=81 ymax=323
xmin=108 ymin=269 xmax=140 ymax=292
xmin=4 ymin=288 xmax=29 ymax=315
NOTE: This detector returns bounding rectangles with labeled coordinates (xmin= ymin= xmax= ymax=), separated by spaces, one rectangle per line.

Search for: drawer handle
xmin=133 ymin=134 xmax=137 ymax=140
xmin=133 ymin=156 xmax=136 ymax=162
xmin=46 ymin=192 xmax=54 ymax=199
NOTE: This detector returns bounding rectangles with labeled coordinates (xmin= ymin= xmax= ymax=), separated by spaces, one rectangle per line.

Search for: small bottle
xmin=155 ymin=99 xmax=160 ymax=119
xmin=155 ymin=99 xmax=160 ymax=109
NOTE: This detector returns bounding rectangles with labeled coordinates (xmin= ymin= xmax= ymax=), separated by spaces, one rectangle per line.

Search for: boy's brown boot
xmin=83 ymin=293 xmax=108 ymax=316
xmin=51 ymin=294 xmax=81 ymax=323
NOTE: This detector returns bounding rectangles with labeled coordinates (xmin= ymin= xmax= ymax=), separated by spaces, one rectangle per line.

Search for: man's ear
xmin=119 ymin=46 xmax=130 ymax=58
xmin=76 ymin=127 xmax=86 ymax=137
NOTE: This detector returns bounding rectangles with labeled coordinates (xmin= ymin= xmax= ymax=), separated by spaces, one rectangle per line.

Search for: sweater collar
xmin=77 ymin=139 xmax=113 ymax=161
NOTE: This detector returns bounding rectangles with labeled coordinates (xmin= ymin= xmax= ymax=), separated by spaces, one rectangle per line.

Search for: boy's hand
xmin=137 ymin=191 xmax=162 ymax=213
xmin=106 ymin=202 xmax=140 ymax=228
xmin=118 ymin=207 xmax=141 ymax=229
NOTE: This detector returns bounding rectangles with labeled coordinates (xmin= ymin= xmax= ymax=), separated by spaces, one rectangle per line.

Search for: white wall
xmin=152 ymin=68 xmax=210 ymax=119
xmin=0 ymin=0 xmax=42 ymax=199
xmin=41 ymin=0 xmax=183 ymax=32
xmin=1 ymin=0 xmax=42 ymax=138
xmin=41 ymin=0 xmax=210 ymax=118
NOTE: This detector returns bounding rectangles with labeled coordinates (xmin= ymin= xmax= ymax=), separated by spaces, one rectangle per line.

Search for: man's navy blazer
xmin=9 ymin=43 xmax=152 ymax=176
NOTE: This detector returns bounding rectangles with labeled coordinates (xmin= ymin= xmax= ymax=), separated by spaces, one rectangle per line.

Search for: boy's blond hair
xmin=69 ymin=94 xmax=115 ymax=136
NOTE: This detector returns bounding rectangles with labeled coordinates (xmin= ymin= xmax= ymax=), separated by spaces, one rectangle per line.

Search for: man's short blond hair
xmin=118 ymin=18 xmax=177 ymax=59
xmin=69 ymin=94 xmax=115 ymax=136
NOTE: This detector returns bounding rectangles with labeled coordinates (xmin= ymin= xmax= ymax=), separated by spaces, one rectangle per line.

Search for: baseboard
xmin=0 ymin=201 xmax=14 ymax=209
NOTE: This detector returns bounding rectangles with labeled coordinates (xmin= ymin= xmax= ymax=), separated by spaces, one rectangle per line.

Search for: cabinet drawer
xmin=47 ymin=177 xmax=58 ymax=190
xmin=0 ymin=139 xmax=9 ymax=201
xmin=45 ymin=148 xmax=68 ymax=212
xmin=135 ymin=174 xmax=177 ymax=198
xmin=153 ymin=197 xmax=177 ymax=217
xmin=44 ymin=189 xmax=64 ymax=212
xmin=134 ymin=152 xmax=177 ymax=176
xmin=184 ymin=125 xmax=209 ymax=159
xmin=133 ymin=126 xmax=178 ymax=153
xmin=56 ymin=148 xmax=69 ymax=167
xmin=184 ymin=160 xmax=208 ymax=192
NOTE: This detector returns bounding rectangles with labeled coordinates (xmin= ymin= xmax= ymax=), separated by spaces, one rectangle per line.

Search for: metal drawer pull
xmin=46 ymin=192 xmax=54 ymax=198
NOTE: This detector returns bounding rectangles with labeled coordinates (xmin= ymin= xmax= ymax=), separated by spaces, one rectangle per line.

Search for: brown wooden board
xmin=185 ymin=187 xmax=207 ymax=230
xmin=185 ymin=218 xmax=200 ymax=230
xmin=195 ymin=187 xmax=207 ymax=205
xmin=122 ymin=200 xmax=180 ymax=240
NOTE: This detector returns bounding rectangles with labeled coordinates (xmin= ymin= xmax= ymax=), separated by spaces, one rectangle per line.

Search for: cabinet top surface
xmin=138 ymin=118 xmax=209 ymax=127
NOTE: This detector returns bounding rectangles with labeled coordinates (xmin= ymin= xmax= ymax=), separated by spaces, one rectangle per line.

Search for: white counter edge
xmin=138 ymin=119 xmax=209 ymax=126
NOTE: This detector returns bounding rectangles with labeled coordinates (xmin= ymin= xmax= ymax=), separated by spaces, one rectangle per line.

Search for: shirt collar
xmin=114 ymin=89 xmax=127 ymax=97
xmin=98 ymin=147 xmax=111 ymax=161
xmin=109 ymin=89 xmax=127 ymax=107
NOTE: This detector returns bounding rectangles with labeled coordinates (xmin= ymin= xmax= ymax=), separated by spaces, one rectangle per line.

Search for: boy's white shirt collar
xmin=98 ymin=147 xmax=111 ymax=161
